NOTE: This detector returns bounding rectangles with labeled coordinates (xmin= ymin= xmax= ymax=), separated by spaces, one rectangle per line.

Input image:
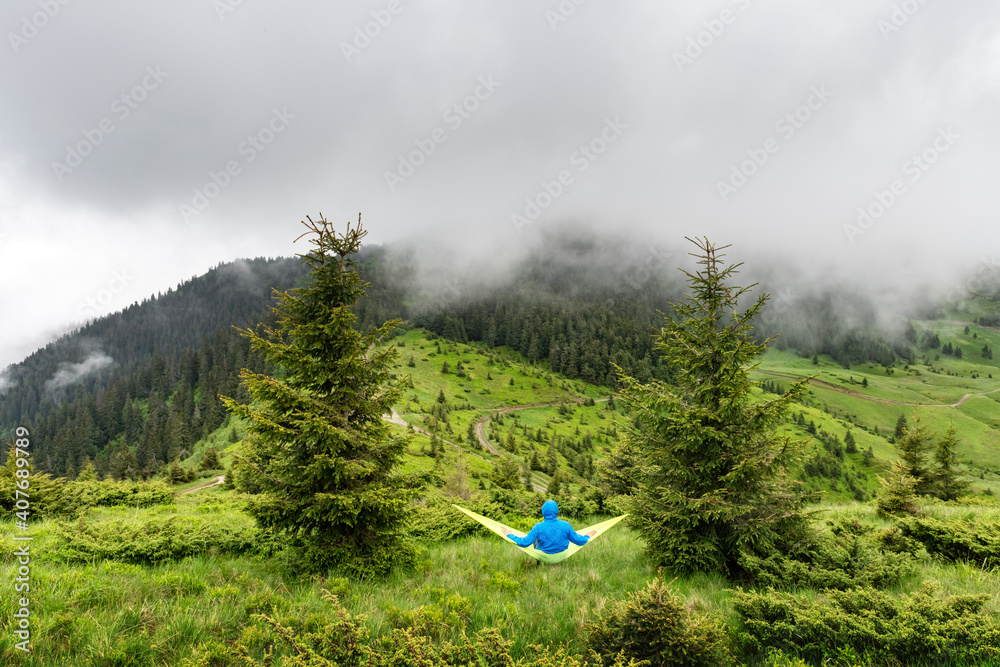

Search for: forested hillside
xmin=0 ymin=230 xmax=969 ymax=481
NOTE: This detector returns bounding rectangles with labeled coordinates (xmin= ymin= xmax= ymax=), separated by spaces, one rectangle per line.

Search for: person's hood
xmin=541 ymin=499 xmax=558 ymax=520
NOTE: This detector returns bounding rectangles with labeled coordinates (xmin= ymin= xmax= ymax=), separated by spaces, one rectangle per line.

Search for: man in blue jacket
xmin=506 ymin=499 xmax=591 ymax=554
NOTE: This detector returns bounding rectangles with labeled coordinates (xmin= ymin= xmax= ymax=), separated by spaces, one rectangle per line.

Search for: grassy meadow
xmin=5 ymin=310 xmax=1000 ymax=664
xmin=6 ymin=489 xmax=1000 ymax=665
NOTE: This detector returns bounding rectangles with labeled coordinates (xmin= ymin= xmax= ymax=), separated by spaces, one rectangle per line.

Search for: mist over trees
xmin=0 ymin=229 xmax=963 ymax=479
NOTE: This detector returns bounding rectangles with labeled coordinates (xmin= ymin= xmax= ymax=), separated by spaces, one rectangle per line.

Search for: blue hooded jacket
xmin=506 ymin=500 xmax=590 ymax=554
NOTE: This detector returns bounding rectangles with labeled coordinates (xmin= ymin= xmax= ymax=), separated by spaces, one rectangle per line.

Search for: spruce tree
xmin=616 ymin=238 xmax=813 ymax=577
xmin=490 ymin=456 xmax=522 ymax=491
xmin=895 ymin=413 xmax=934 ymax=495
xmin=844 ymin=429 xmax=857 ymax=454
xmin=221 ymin=214 xmax=416 ymax=577
xmin=876 ymin=460 xmax=919 ymax=516
xmin=548 ymin=471 xmax=562 ymax=496
xmin=200 ymin=446 xmax=221 ymax=470
xmin=168 ymin=460 xmax=186 ymax=485
xmin=933 ymin=423 xmax=968 ymax=501
xmin=545 ymin=445 xmax=559 ymax=475
xmin=599 ymin=439 xmax=639 ymax=496
xmin=894 ymin=414 xmax=908 ymax=440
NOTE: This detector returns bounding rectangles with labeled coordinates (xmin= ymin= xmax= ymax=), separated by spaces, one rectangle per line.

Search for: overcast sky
xmin=1 ymin=0 xmax=999 ymax=371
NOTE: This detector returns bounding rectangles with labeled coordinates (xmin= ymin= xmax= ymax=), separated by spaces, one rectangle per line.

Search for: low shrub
xmin=179 ymin=591 xmax=645 ymax=667
xmin=58 ymin=480 xmax=175 ymax=513
xmin=900 ymin=516 xmax=1000 ymax=567
xmin=738 ymin=517 xmax=915 ymax=590
xmin=50 ymin=513 xmax=262 ymax=564
xmin=732 ymin=582 xmax=1000 ymax=665
xmin=1 ymin=475 xmax=176 ymax=519
xmin=551 ymin=493 xmax=599 ymax=519
xmin=409 ymin=494 xmax=536 ymax=544
xmin=382 ymin=591 xmax=472 ymax=640
xmin=585 ymin=576 xmax=734 ymax=667
xmin=874 ymin=524 xmax=922 ymax=556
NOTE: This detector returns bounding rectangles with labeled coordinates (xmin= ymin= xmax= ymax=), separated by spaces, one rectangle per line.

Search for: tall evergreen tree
xmin=895 ymin=413 xmax=934 ymax=496
xmin=548 ymin=470 xmax=562 ymax=496
xmin=894 ymin=414 xmax=908 ymax=440
xmin=933 ymin=423 xmax=968 ymax=501
xmin=844 ymin=429 xmax=857 ymax=454
xmin=616 ymin=238 xmax=813 ymax=578
xmin=545 ymin=444 xmax=559 ymax=475
xmin=490 ymin=456 xmax=522 ymax=491
xmin=876 ymin=460 xmax=919 ymax=516
xmin=599 ymin=438 xmax=639 ymax=496
xmin=200 ymin=446 xmax=221 ymax=470
xmin=221 ymin=214 xmax=417 ymax=577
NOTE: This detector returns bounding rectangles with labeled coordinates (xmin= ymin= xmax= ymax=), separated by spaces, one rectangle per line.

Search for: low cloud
xmin=44 ymin=352 xmax=114 ymax=392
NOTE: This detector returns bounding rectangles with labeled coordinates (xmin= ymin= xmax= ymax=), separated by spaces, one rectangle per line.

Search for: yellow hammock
xmin=452 ymin=504 xmax=628 ymax=564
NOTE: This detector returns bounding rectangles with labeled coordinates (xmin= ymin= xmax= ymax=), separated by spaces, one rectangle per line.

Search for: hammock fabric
xmin=452 ymin=504 xmax=628 ymax=564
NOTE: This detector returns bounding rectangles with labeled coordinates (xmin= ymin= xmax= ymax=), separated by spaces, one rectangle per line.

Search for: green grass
xmin=392 ymin=329 xmax=602 ymax=415
xmin=0 ymin=490 xmax=665 ymax=663
xmin=345 ymin=524 xmax=667 ymax=656
xmin=7 ymin=491 xmax=1000 ymax=664
xmin=9 ymin=309 xmax=1000 ymax=663
xmin=750 ymin=309 xmax=1000 ymax=492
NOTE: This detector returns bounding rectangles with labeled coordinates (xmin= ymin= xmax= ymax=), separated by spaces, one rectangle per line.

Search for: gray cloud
xmin=1 ymin=0 xmax=999 ymax=368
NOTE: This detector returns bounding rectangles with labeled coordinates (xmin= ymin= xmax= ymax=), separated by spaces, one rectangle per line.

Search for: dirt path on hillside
xmin=383 ymin=411 xmax=491 ymax=467
xmin=475 ymin=398 xmax=610 ymax=492
xmin=473 ymin=402 xmax=574 ymax=456
xmin=179 ymin=475 xmax=225 ymax=495
xmin=756 ymin=370 xmax=1000 ymax=408
xmin=474 ymin=398 xmax=607 ymax=454
xmin=939 ymin=319 xmax=1000 ymax=331
xmin=382 ymin=398 xmax=607 ymax=494
xmin=386 ymin=409 xmax=408 ymax=427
